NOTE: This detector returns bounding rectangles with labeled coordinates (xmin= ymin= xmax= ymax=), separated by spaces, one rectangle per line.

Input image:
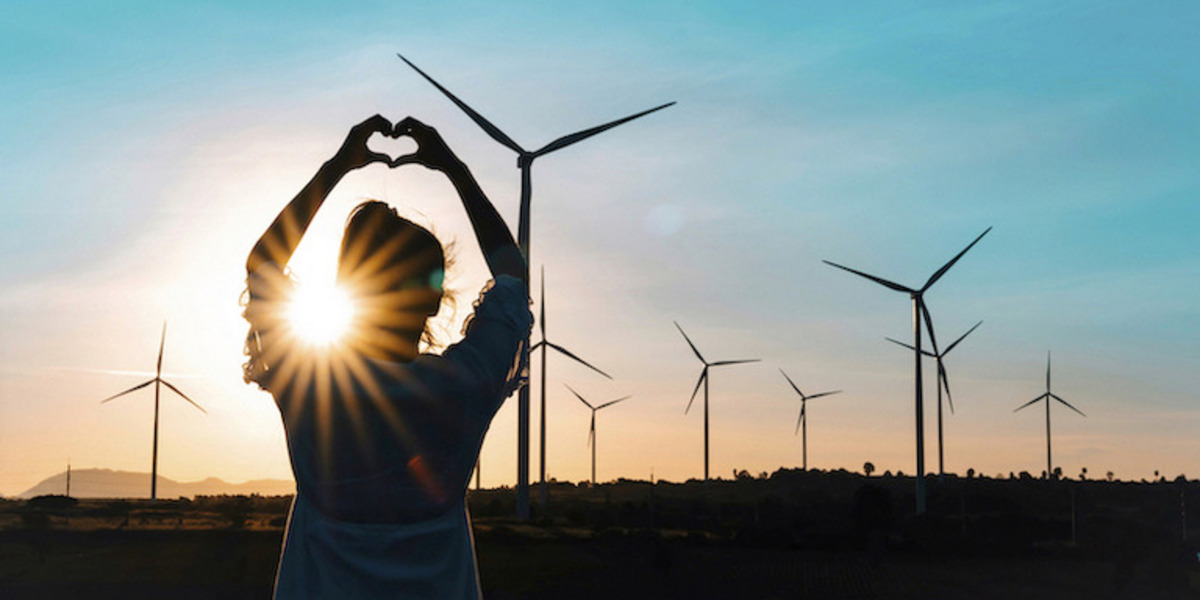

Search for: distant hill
xmin=18 ymin=468 xmax=295 ymax=499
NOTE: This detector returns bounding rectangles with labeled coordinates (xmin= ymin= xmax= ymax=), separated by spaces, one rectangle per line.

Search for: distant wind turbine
xmin=1014 ymin=352 xmax=1085 ymax=479
xmin=675 ymin=321 xmax=760 ymax=482
xmin=99 ymin=322 xmax=205 ymax=501
xmin=886 ymin=320 xmax=982 ymax=476
xmin=531 ymin=266 xmax=611 ymax=507
xmin=779 ymin=369 xmax=842 ymax=471
xmin=824 ymin=227 xmax=990 ymax=514
xmin=565 ymin=384 xmax=629 ymax=486
xmin=398 ymin=53 xmax=674 ymax=520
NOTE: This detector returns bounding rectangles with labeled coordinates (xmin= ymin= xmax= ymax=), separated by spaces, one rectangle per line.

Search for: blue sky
xmin=1 ymin=1 xmax=1197 ymax=495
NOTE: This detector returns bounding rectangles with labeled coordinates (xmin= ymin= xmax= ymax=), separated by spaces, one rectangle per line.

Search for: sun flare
xmin=286 ymin=281 xmax=356 ymax=346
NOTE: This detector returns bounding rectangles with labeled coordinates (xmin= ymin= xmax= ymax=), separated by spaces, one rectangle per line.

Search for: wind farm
xmin=5 ymin=4 xmax=1200 ymax=598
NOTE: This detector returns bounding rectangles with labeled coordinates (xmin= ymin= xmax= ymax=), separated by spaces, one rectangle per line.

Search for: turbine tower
xmin=675 ymin=321 xmax=759 ymax=482
xmin=886 ymin=320 xmax=982 ymax=476
xmin=398 ymin=53 xmax=673 ymax=520
xmin=824 ymin=227 xmax=990 ymax=514
xmin=1014 ymin=352 xmax=1085 ymax=479
xmin=99 ymin=322 xmax=205 ymax=501
xmin=531 ymin=266 xmax=611 ymax=507
xmin=779 ymin=369 xmax=841 ymax=471
xmin=565 ymin=385 xmax=629 ymax=486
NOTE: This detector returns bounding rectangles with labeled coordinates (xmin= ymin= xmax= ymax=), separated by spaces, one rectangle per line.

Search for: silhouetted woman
xmin=243 ymin=115 xmax=530 ymax=599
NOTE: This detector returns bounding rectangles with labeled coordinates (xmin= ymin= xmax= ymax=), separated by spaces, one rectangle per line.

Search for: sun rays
xmin=286 ymin=281 xmax=356 ymax=347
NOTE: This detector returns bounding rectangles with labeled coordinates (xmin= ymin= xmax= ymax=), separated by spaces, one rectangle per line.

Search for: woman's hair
xmin=337 ymin=200 xmax=450 ymax=353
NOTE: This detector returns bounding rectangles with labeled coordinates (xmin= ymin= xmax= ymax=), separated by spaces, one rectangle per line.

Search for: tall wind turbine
xmin=779 ymin=369 xmax=841 ymax=471
xmin=565 ymin=385 xmax=629 ymax=486
xmin=531 ymin=266 xmax=611 ymax=507
xmin=1014 ymin=352 xmax=1085 ymax=479
xmin=99 ymin=322 xmax=205 ymax=500
xmin=675 ymin=321 xmax=759 ymax=482
xmin=398 ymin=53 xmax=673 ymax=519
xmin=824 ymin=227 xmax=990 ymax=514
xmin=886 ymin=320 xmax=982 ymax=476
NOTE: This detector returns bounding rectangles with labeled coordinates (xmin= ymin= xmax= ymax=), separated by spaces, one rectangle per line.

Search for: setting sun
xmin=286 ymin=281 xmax=356 ymax=346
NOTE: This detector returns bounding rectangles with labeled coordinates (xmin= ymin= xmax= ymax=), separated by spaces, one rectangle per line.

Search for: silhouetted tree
xmin=863 ymin=462 xmax=875 ymax=477
xmin=966 ymin=468 xmax=975 ymax=479
xmin=1106 ymin=471 xmax=1115 ymax=482
xmin=1053 ymin=467 xmax=1062 ymax=481
xmin=1080 ymin=467 xmax=1088 ymax=481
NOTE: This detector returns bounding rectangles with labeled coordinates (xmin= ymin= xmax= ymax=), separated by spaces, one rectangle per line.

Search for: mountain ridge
xmin=17 ymin=468 xmax=295 ymax=499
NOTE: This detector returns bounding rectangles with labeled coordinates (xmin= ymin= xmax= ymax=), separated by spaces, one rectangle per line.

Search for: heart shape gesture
xmin=334 ymin=115 xmax=461 ymax=174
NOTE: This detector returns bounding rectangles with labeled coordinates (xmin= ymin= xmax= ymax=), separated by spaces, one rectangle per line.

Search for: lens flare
xmin=287 ymin=282 xmax=355 ymax=346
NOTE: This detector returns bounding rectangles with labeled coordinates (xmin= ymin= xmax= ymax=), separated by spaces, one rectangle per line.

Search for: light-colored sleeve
xmin=443 ymin=275 xmax=533 ymax=410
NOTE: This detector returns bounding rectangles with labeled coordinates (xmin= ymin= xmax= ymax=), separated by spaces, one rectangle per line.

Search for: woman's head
xmin=337 ymin=200 xmax=445 ymax=361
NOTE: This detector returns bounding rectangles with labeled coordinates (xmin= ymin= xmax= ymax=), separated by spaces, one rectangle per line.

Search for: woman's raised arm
xmin=390 ymin=117 xmax=526 ymax=283
xmin=246 ymin=115 xmax=395 ymax=274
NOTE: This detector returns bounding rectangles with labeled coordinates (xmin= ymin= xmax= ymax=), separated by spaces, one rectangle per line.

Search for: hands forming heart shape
xmin=334 ymin=115 xmax=459 ymax=173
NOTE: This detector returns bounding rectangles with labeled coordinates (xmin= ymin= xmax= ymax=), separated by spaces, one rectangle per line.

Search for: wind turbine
xmin=565 ymin=384 xmax=629 ymax=486
xmin=99 ymin=322 xmax=205 ymax=500
xmin=1014 ymin=352 xmax=1085 ymax=480
xmin=398 ymin=53 xmax=674 ymax=519
xmin=531 ymin=266 xmax=611 ymax=507
xmin=886 ymin=320 xmax=982 ymax=477
xmin=779 ymin=369 xmax=841 ymax=471
xmin=675 ymin=321 xmax=759 ymax=482
xmin=823 ymin=226 xmax=990 ymax=514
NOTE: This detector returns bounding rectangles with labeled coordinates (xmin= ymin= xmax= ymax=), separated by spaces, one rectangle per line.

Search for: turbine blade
xmin=1013 ymin=394 xmax=1047 ymax=413
xmin=588 ymin=414 xmax=595 ymax=448
xmin=885 ymin=336 xmax=935 ymax=357
xmin=806 ymin=390 xmax=842 ymax=401
xmin=711 ymin=359 xmax=760 ymax=367
xmin=1051 ymin=393 xmax=1086 ymax=417
xmin=944 ymin=320 xmax=983 ymax=355
xmin=822 ymin=260 xmax=915 ymax=293
xmin=779 ymin=369 xmax=804 ymax=398
xmin=99 ymin=379 xmax=155 ymax=403
xmin=1046 ymin=351 xmax=1052 ymax=392
xmin=674 ymin=321 xmax=706 ymax=364
xmin=919 ymin=299 xmax=944 ymax=362
xmin=157 ymin=322 xmax=167 ymax=377
xmin=161 ymin=380 xmax=206 ymax=414
xmin=545 ymin=342 xmax=612 ymax=379
xmin=531 ymin=102 xmax=675 ymax=157
xmin=564 ymin=383 xmax=594 ymax=409
xmin=686 ymin=369 xmax=706 ymax=414
xmin=530 ymin=341 xmax=545 ymax=351
xmin=396 ymin=54 xmax=526 ymax=155
xmin=596 ymin=396 xmax=631 ymax=410
xmin=938 ymin=360 xmax=955 ymax=414
xmin=795 ymin=404 xmax=805 ymax=435
xmin=921 ymin=227 xmax=992 ymax=291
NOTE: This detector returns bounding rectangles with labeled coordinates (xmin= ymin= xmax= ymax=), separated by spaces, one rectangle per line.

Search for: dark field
xmin=4 ymin=470 xmax=1200 ymax=599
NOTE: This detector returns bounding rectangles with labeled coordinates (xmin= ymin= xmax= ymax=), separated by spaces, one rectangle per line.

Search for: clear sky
xmin=1 ymin=1 xmax=1197 ymax=496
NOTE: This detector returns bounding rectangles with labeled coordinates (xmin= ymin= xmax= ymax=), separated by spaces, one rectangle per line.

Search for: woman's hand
xmin=389 ymin=117 xmax=464 ymax=174
xmin=329 ymin=114 xmax=397 ymax=172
